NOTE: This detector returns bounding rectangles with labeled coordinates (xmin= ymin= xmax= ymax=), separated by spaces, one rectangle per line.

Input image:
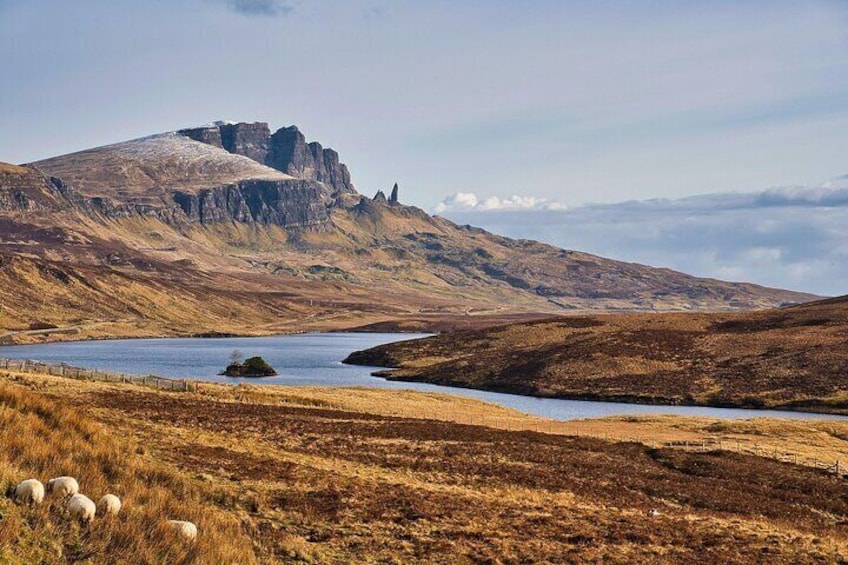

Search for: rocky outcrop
xmin=179 ymin=122 xmax=355 ymax=196
xmin=389 ymin=183 xmax=399 ymax=204
xmin=0 ymin=164 xmax=77 ymax=213
xmin=267 ymin=126 xmax=354 ymax=195
xmin=85 ymin=197 xmax=185 ymax=222
xmin=179 ymin=125 xmax=224 ymax=148
xmin=220 ymin=122 xmax=272 ymax=164
xmin=172 ymin=179 xmax=329 ymax=227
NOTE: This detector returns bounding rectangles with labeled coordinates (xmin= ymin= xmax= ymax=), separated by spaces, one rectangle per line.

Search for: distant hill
xmin=0 ymin=121 xmax=818 ymax=342
xmin=345 ymin=296 xmax=848 ymax=414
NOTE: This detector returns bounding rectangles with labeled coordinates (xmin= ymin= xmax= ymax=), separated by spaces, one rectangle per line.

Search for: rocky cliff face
xmin=220 ymin=122 xmax=272 ymax=165
xmin=0 ymin=163 xmax=77 ymax=213
xmin=172 ymin=179 xmax=329 ymax=227
xmin=180 ymin=122 xmax=355 ymax=196
xmin=178 ymin=124 xmax=224 ymax=149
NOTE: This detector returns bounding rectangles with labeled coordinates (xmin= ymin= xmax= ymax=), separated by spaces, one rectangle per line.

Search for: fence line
xmin=0 ymin=357 xmax=198 ymax=392
xmin=646 ymin=435 xmax=842 ymax=478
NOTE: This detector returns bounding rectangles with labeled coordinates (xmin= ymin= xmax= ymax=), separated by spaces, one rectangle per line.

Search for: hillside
xmin=345 ymin=296 xmax=848 ymax=414
xmin=0 ymin=121 xmax=818 ymax=341
xmin=3 ymin=370 xmax=848 ymax=563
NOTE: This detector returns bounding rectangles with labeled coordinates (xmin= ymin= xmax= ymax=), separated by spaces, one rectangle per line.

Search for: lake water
xmin=2 ymin=332 xmax=844 ymax=422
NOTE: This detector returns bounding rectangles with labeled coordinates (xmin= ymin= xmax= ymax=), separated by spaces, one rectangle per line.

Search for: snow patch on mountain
xmin=31 ymin=131 xmax=293 ymax=196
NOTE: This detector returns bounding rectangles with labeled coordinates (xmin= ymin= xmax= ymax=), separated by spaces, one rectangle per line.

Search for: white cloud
xmin=434 ymin=192 xmax=566 ymax=213
xmin=434 ymin=192 xmax=478 ymax=213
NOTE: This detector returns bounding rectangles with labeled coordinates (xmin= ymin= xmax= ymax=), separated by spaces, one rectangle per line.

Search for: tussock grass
xmin=0 ymin=380 xmax=256 ymax=564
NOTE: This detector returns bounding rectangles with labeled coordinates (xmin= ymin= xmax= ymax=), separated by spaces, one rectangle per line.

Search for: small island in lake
xmin=221 ymin=354 xmax=278 ymax=377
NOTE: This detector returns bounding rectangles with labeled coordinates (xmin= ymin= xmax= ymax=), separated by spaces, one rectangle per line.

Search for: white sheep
xmin=66 ymin=493 xmax=96 ymax=523
xmin=6 ymin=479 xmax=45 ymax=505
xmin=96 ymin=494 xmax=122 ymax=517
xmin=166 ymin=520 xmax=198 ymax=542
xmin=46 ymin=476 xmax=79 ymax=498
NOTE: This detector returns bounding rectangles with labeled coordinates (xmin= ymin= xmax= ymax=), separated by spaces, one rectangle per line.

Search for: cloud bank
xmin=434 ymin=192 xmax=566 ymax=213
xmin=439 ymin=179 xmax=848 ymax=297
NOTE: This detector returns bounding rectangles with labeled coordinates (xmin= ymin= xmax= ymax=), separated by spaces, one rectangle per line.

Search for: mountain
xmin=0 ymin=122 xmax=818 ymax=343
xmin=345 ymin=295 xmax=848 ymax=414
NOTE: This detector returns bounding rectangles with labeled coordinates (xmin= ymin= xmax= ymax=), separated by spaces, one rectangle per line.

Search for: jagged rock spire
xmin=389 ymin=182 xmax=399 ymax=204
xmin=179 ymin=122 xmax=356 ymax=196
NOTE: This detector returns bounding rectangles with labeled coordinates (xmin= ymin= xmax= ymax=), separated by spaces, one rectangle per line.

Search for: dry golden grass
xmin=568 ymin=415 xmax=848 ymax=468
xmin=0 ymin=378 xmax=257 ymax=564
xmin=3 ymin=370 xmax=848 ymax=563
xmin=0 ymin=162 xmax=28 ymax=175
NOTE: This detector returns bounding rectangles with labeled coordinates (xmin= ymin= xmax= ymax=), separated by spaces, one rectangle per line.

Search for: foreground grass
xmin=3 ymin=371 xmax=847 ymax=563
xmin=0 ymin=378 xmax=256 ymax=563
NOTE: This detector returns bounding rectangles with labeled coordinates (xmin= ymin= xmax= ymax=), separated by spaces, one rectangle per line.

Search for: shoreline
xmin=2 ymin=333 xmax=846 ymax=421
xmin=373 ymin=370 xmax=848 ymax=418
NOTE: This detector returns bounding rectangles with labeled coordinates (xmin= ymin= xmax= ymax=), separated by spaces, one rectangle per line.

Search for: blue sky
xmin=2 ymin=1 xmax=847 ymax=294
xmin=3 ymin=1 xmax=847 ymax=207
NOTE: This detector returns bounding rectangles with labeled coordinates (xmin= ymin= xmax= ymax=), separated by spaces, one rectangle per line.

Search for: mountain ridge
xmin=0 ymin=121 xmax=820 ymax=342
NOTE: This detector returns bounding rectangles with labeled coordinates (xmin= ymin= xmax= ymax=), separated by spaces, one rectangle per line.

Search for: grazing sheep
xmin=6 ymin=479 xmax=45 ymax=505
xmin=46 ymin=476 xmax=79 ymax=498
xmin=66 ymin=494 xmax=96 ymax=523
xmin=166 ymin=520 xmax=198 ymax=542
xmin=97 ymin=494 xmax=122 ymax=517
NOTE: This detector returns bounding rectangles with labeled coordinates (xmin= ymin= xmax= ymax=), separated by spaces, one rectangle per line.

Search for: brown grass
xmin=0 ymin=162 xmax=28 ymax=175
xmin=0 ymin=379 xmax=256 ymax=564
xmin=346 ymin=298 xmax=848 ymax=414
xmin=3 ymin=371 xmax=848 ymax=563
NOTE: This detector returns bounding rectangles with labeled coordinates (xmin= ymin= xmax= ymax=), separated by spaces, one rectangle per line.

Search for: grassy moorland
xmin=2 ymin=370 xmax=848 ymax=563
xmin=345 ymin=296 xmax=848 ymax=414
xmin=0 ymin=379 xmax=254 ymax=563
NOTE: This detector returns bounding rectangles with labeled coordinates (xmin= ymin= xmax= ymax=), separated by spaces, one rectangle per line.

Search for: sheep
xmin=165 ymin=520 xmax=198 ymax=542
xmin=6 ymin=479 xmax=45 ymax=505
xmin=66 ymin=494 xmax=96 ymax=523
xmin=96 ymin=494 xmax=122 ymax=517
xmin=46 ymin=476 xmax=79 ymax=498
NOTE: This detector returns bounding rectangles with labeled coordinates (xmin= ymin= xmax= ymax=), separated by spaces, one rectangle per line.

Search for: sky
xmin=2 ymin=0 xmax=847 ymax=294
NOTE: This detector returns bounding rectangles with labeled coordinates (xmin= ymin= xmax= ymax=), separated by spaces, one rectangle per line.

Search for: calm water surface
xmin=2 ymin=332 xmax=844 ymax=422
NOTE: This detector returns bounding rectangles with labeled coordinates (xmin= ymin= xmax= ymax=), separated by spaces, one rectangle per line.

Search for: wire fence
xmin=0 ymin=357 xmax=198 ymax=392
xmin=603 ymin=434 xmax=844 ymax=479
